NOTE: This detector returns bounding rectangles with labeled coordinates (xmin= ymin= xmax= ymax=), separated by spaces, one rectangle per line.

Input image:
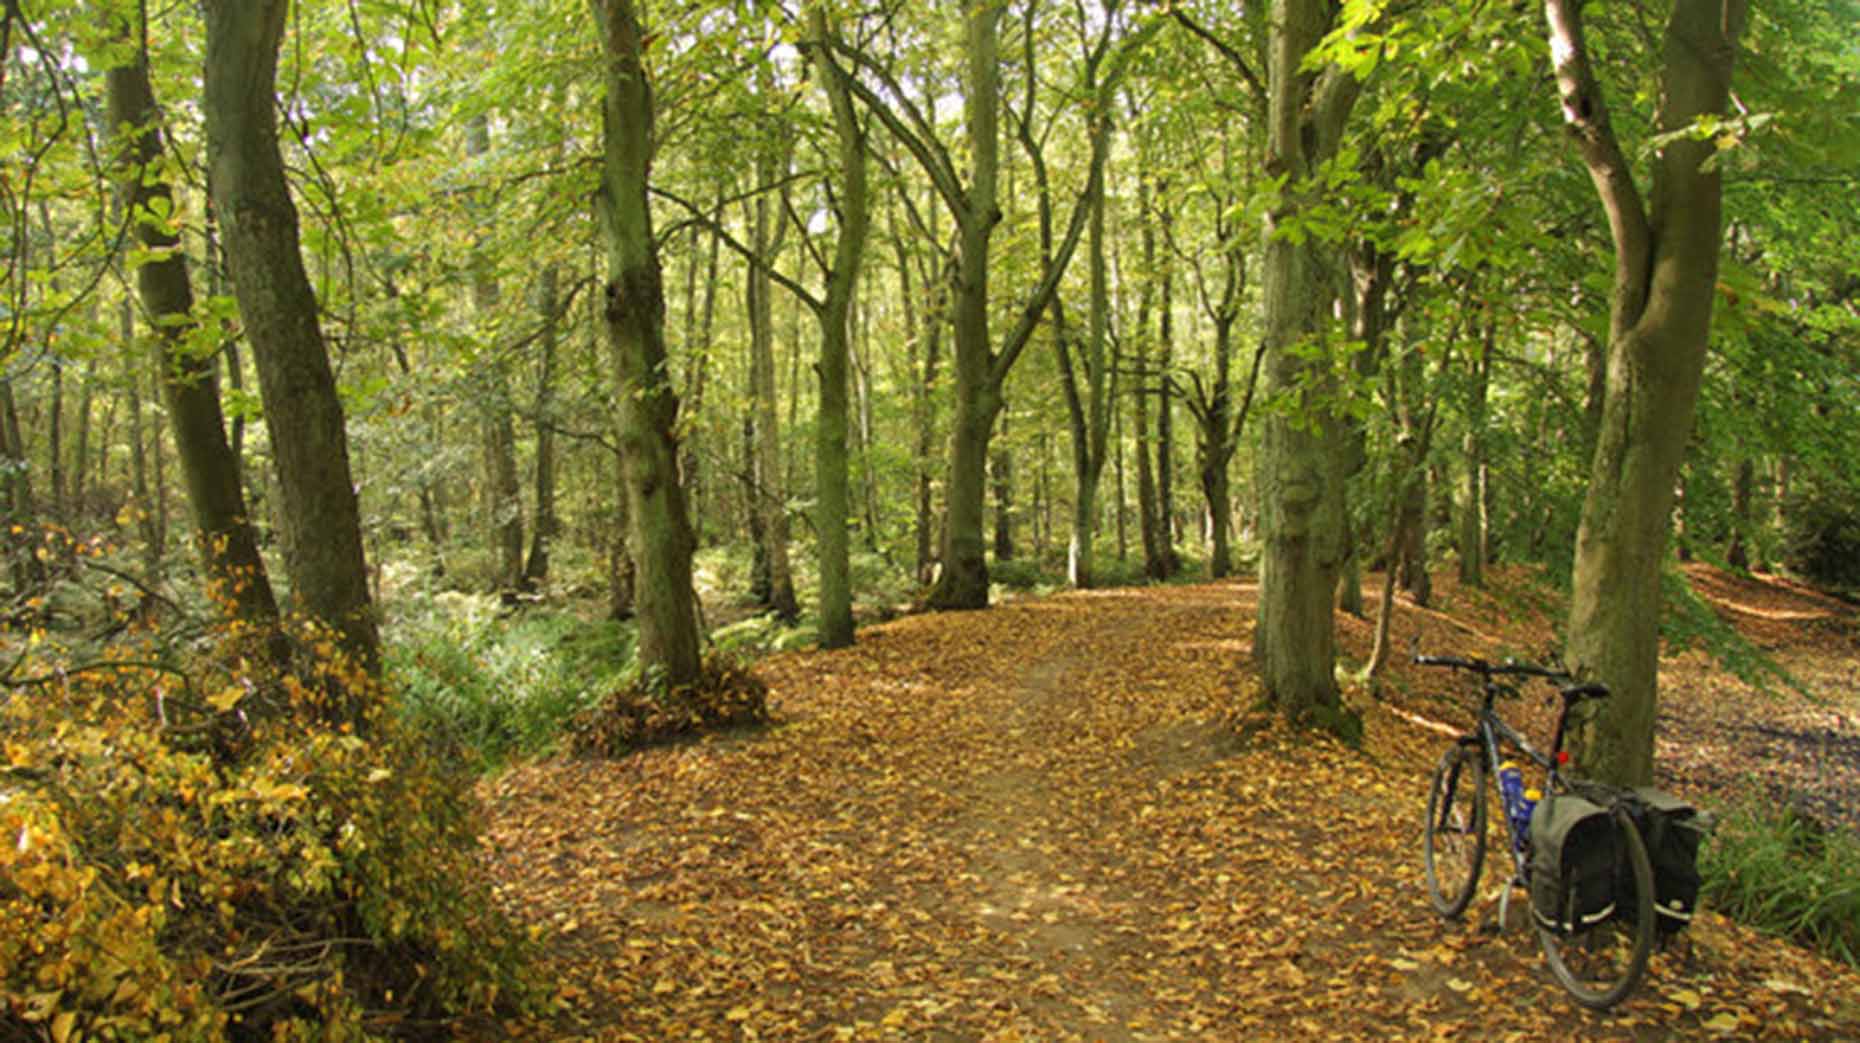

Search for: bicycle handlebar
xmin=1413 ymin=650 xmax=1609 ymax=703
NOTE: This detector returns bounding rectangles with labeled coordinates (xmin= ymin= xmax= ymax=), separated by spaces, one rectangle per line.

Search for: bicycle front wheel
xmin=1423 ymin=742 xmax=1487 ymax=918
xmin=1537 ymin=803 xmax=1656 ymax=1011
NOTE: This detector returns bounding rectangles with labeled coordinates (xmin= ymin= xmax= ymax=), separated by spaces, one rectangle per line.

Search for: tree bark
xmin=107 ymin=21 xmax=278 ymax=625
xmin=203 ymin=0 xmax=380 ymax=681
xmin=591 ymin=0 xmax=703 ymax=686
xmin=466 ymin=114 xmax=525 ymax=593
xmin=1459 ymin=306 xmax=1493 ymax=587
xmin=1253 ymin=0 xmax=1363 ymax=728
xmin=522 ymin=263 xmax=561 ymax=590
xmin=746 ymin=135 xmax=797 ymax=621
xmin=1550 ymin=0 xmax=1746 ymax=786
xmin=807 ymin=4 xmax=871 ymax=648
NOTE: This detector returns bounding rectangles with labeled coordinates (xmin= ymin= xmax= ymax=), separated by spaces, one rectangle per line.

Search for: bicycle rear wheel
xmin=1423 ymin=742 xmax=1487 ymax=917
xmin=1536 ymin=803 xmax=1656 ymax=1010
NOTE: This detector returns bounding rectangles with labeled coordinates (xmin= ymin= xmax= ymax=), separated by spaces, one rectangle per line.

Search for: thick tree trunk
xmin=107 ymin=29 xmax=278 ymax=625
xmin=1254 ymin=0 xmax=1362 ymax=728
xmin=203 ymin=0 xmax=380 ymax=681
xmin=927 ymin=3 xmax=1005 ymax=612
xmin=1550 ymin=0 xmax=1745 ymax=786
xmin=591 ymin=0 xmax=703 ymax=685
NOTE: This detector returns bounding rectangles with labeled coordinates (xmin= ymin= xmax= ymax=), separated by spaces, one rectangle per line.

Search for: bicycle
xmin=1415 ymin=651 xmax=1656 ymax=1010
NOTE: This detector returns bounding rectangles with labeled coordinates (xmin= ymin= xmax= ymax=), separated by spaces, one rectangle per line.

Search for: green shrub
xmin=385 ymin=594 xmax=634 ymax=770
xmin=0 ymin=621 xmax=538 ymax=1041
xmin=570 ymin=653 xmax=771 ymax=758
xmin=1701 ymin=795 xmax=1860 ymax=967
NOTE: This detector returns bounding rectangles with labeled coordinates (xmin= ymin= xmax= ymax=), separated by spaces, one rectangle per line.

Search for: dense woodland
xmin=3 ymin=0 xmax=1859 ymax=1037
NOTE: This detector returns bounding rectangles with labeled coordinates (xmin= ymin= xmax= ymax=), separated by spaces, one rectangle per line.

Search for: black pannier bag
xmin=1622 ymin=787 xmax=1710 ymax=939
xmin=1530 ymin=793 xmax=1619 ymax=934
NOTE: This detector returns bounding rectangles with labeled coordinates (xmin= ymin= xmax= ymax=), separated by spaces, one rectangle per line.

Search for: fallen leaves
xmin=475 ymin=574 xmax=1860 ymax=1041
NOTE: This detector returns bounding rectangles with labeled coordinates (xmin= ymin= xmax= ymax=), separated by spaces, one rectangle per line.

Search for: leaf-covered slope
xmin=479 ymin=575 xmax=1860 ymax=1040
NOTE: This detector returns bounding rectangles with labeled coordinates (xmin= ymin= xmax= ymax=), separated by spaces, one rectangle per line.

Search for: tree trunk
xmin=927 ymin=2 xmax=1006 ymax=611
xmin=107 ymin=25 xmax=279 ymax=625
xmin=123 ymin=303 xmax=163 ymax=577
xmin=746 ymin=142 xmax=797 ymax=621
xmin=1726 ymin=456 xmax=1753 ymax=570
xmin=1550 ymin=0 xmax=1746 ymax=786
xmin=466 ymin=114 xmax=525 ymax=593
xmin=991 ymin=439 xmax=1014 ymax=562
xmin=591 ymin=0 xmax=703 ymax=686
xmin=1459 ymin=308 xmax=1492 ymax=587
xmin=1254 ymin=0 xmax=1363 ymax=729
xmin=71 ymin=358 xmax=95 ymax=516
xmin=0 ymin=380 xmax=39 ymax=592
xmin=1155 ymin=196 xmax=1180 ymax=576
xmin=807 ymin=4 xmax=870 ymax=649
xmin=522 ymin=263 xmax=561 ymax=590
xmin=203 ymin=0 xmax=380 ymax=683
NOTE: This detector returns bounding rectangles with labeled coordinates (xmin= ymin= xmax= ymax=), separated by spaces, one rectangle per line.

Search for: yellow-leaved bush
xmin=0 ymin=620 xmax=539 ymax=1041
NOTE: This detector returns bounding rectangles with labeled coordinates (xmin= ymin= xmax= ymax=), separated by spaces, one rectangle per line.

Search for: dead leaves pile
xmin=478 ymin=574 xmax=1860 ymax=1040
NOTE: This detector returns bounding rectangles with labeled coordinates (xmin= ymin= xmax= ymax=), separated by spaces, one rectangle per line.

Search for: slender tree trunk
xmin=71 ymin=358 xmax=95 ymax=515
xmin=991 ymin=434 xmax=1014 ymax=562
xmin=466 ymin=114 xmax=524 ymax=592
xmin=746 ymin=144 xmax=797 ymax=620
xmin=523 ymin=263 xmax=561 ymax=590
xmin=0 ymin=379 xmax=38 ymax=591
xmin=591 ymin=0 xmax=703 ymax=685
xmin=123 ymin=301 xmax=162 ymax=576
xmin=807 ymin=5 xmax=870 ymax=648
xmin=1155 ymin=196 xmax=1180 ymax=575
xmin=1726 ymin=456 xmax=1753 ymax=570
xmin=203 ymin=0 xmax=380 ymax=683
xmin=1551 ymin=0 xmax=1746 ymax=786
xmin=107 ymin=24 xmax=278 ymax=624
xmin=1459 ymin=308 xmax=1492 ymax=587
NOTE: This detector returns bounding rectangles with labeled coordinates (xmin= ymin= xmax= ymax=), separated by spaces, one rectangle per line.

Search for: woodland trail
xmin=480 ymin=577 xmax=1860 ymax=1041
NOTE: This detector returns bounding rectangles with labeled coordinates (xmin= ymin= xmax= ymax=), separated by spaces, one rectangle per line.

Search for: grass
xmin=1701 ymin=793 xmax=1860 ymax=967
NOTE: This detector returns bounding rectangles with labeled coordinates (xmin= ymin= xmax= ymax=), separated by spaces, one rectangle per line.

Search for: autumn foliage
xmin=0 ymin=617 xmax=537 ymax=1040
xmin=569 ymin=652 xmax=770 ymax=758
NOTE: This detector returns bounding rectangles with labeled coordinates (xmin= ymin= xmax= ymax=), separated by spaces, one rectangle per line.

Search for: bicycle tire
xmin=1536 ymin=802 xmax=1656 ymax=1011
xmin=1423 ymin=742 xmax=1486 ymax=918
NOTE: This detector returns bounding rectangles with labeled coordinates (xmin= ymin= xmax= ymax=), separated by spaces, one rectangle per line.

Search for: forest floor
xmin=476 ymin=563 xmax=1860 ymax=1041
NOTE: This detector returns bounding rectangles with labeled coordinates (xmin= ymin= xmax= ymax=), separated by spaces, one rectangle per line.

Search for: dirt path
xmin=479 ymin=580 xmax=1860 ymax=1041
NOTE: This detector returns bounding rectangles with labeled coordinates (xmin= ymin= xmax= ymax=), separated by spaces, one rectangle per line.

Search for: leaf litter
xmin=476 ymin=566 xmax=1860 ymax=1040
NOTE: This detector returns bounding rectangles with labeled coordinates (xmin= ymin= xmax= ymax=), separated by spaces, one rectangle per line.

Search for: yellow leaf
xmin=652 ymin=977 xmax=676 ymax=995
xmin=1703 ymin=1012 xmax=1741 ymax=1033
xmin=881 ymin=1006 xmax=909 ymax=1028
xmin=1445 ymin=978 xmax=1473 ymax=993
xmin=1389 ymin=957 xmax=1420 ymax=971
xmin=725 ymin=1006 xmax=751 ymax=1022
xmin=1671 ymin=987 xmax=1703 ymax=1010
xmin=208 ymin=686 xmax=243 ymax=712
xmin=51 ymin=1011 xmax=75 ymax=1043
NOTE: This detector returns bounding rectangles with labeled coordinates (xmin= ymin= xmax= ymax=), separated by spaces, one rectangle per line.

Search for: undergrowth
xmin=0 ymin=614 xmax=539 ymax=1041
xmin=1701 ymin=794 xmax=1860 ymax=968
xmin=385 ymin=592 xmax=634 ymax=771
